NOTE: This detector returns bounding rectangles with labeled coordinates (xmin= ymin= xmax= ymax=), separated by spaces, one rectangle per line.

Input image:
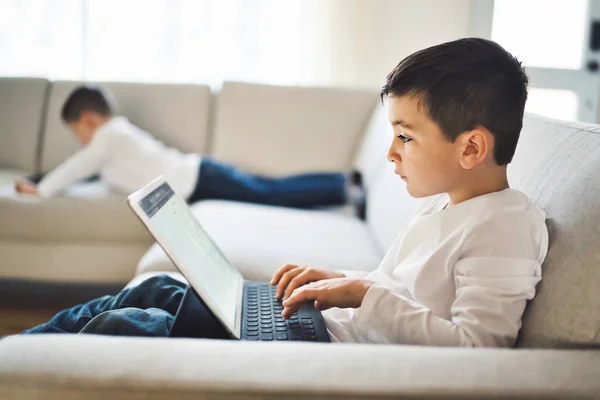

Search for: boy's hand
xmin=270 ymin=264 xmax=345 ymax=301
xmin=281 ymin=278 xmax=374 ymax=319
xmin=15 ymin=180 xmax=39 ymax=196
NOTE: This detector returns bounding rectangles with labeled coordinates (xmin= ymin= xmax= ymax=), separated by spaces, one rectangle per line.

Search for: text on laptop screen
xmin=139 ymin=183 xmax=242 ymax=329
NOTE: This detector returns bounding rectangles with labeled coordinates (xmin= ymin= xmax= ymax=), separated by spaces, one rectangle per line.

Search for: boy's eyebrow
xmin=391 ymin=119 xmax=416 ymax=130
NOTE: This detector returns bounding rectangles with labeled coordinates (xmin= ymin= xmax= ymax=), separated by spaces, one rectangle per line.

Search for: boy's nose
xmin=387 ymin=146 xmax=400 ymax=163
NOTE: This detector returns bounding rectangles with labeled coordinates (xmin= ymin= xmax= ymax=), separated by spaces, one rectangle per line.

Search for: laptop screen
xmin=136 ymin=182 xmax=244 ymax=332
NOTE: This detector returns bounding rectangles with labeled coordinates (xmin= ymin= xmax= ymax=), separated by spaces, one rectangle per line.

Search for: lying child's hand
xmin=270 ymin=264 xmax=345 ymax=301
xmin=281 ymin=277 xmax=374 ymax=319
xmin=15 ymin=180 xmax=39 ymax=196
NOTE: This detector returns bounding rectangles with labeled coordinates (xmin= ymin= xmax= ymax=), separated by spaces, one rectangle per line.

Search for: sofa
xmin=1 ymin=78 xmax=600 ymax=398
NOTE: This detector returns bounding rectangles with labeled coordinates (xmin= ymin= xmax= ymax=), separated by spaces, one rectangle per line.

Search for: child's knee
xmin=79 ymin=308 xmax=172 ymax=336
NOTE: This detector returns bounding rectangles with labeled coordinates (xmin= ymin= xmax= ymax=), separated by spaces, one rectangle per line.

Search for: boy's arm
xmin=37 ymin=134 xmax=111 ymax=198
xmin=351 ymin=256 xmax=542 ymax=347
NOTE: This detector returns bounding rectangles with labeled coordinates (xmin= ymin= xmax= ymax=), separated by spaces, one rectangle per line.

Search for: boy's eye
xmin=396 ymin=134 xmax=412 ymax=143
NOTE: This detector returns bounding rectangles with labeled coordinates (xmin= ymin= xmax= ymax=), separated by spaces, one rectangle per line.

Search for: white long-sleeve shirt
xmin=325 ymin=188 xmax=548 ymax=347
xmin=38 ymin=117 xmax=201 ymax=199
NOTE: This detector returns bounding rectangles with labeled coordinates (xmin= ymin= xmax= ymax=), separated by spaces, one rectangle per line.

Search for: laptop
xmin=127 ymin=176 xmax=331 ymax=342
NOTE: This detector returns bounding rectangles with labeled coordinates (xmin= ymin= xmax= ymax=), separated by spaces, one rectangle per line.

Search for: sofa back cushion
xmin=40 ymin=81 xmax=212 ymax=172
xmin=210 ymin=81 xmax=377 ymax=176
xmin=0 ymin=78 xmax=49 ymax=172
xmin=512 ymin=114 xmax=600 ymax=348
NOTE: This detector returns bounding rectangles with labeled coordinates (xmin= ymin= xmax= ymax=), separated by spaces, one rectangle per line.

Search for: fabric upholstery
xmin=511 ymin=115 xmax=600 ymax=348
xmin=210 ymin=81 xmax=378 ymax=175
xmin=0 ymin=241 xmax=148 ymax=283
xmin=0 ymin=77 xmax=49 ymax=172
xmin=0 ymin=182 xmax=149 ymax=242
xmin=136 ymin=200 xmax=382 ymax=281
xmin=40 ymin=81 xmax=212 ymax=172
xmin=1 ymin=335 xmax=599 ymax=399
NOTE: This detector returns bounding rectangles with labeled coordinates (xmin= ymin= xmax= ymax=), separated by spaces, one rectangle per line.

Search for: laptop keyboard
xmin=244 ymin=284 xmax=318 ymax=341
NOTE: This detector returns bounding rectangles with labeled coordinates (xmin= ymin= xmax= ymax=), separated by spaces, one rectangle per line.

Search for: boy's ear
xmin=458 ymin=127 xmax=491 ymax=170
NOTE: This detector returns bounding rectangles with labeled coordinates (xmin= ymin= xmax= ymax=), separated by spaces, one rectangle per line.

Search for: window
xmin=0 ymin=0 xmax=330 ymax=85
xmin=492 ymin=0 xmax=588 ymax=69
xmin=526 ymin=88 xmax=578 ymax=121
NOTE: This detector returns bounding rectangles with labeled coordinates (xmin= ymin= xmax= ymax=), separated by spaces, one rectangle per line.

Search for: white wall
xmin=324 ymin=0 xmax=474 ymax=88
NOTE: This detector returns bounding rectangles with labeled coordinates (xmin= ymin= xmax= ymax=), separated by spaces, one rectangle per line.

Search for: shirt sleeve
xmin=37 ymin=133 xmax=111 ymax=198
xmin=351 ymin=256 xmax=542 ymax=347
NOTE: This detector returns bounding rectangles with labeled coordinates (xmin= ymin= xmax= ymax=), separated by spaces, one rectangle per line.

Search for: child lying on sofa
xmin=21 ymin=38 xmax=548 ymax=347
xmin=15 ymin=85 xmax=365 ymax=213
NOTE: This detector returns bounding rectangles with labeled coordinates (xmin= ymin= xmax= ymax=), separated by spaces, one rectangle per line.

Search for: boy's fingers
xmin=270 ymin=264 xmax=297 ymax=285
xmin=283 ymin=269 xmax=316 ymax=300
xmin=282 ymin=287 xmax=320 ymax=307
xmin=281 ymin=304 xmax=301 ymax=319
xmin=275 ymin=267 xmax=303 ymax=300
xmin=314 ymin=300 xmax=333 ymax=311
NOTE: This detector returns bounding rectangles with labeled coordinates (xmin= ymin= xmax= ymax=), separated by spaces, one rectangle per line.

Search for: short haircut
xmin=381 ymin=38 xmax=528 ymax=165
xmin=61 ymin=86 xmax=115 ymax=122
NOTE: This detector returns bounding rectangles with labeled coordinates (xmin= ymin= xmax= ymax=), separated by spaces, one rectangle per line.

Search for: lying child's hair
xmin=61 ymin=86 xmax=115 ymax=123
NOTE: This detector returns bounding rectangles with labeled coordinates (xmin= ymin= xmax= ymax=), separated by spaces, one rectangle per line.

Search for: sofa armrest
xmin=1 ymin=335 xmax=598 ymax=399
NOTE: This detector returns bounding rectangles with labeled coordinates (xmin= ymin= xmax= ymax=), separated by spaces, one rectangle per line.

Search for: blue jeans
xmin=22 ymin=275 xmax=187 ymax=336
xmin=188 ymin=157 xmax=348 ymax=208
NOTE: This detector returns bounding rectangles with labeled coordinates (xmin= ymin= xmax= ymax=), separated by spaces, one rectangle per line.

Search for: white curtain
xmin=0 ymin=0 xmax=340 ymax=86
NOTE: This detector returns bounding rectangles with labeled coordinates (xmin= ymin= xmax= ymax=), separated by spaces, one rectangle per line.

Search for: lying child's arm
xmin=36 ymin=133 xmax=111 ymax=198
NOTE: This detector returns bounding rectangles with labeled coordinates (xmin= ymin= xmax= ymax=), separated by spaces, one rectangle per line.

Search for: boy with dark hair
xmin=22 ymin=38 xmax=548 ymax=347
xmin=15 ymin=85 xmax=364 ymax=212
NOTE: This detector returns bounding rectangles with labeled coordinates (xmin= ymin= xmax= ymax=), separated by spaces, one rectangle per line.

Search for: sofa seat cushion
xmin=0 ymin=181 xmax=151 ymax=243
xmin=137 ymin=200 xmax=383 ymax=281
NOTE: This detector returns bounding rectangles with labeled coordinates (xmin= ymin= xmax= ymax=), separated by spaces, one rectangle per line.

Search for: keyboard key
xmin=246 ymin=336 xmax=259 ymax=341
xmin=247 ymin=322 xmax=258 ymax=327
xmin=261 ymin=334 xmax=274 ymax=341
xmin=275 ymin=333 xmax=288 ymax=340
xmin=247 ymin=318 xmax=258 ymax=323
xmin=247 ymin=327 xmax=258 ymax=332
xmin=261 ymin=328 xmax=273 ymax=333
xmin=275 ymin=327 xmax=287 ymax=332
xmin=246 ymin=331 xmax=259 ymax=336
xmin=274 ymin=322 xmax=286 ymax=327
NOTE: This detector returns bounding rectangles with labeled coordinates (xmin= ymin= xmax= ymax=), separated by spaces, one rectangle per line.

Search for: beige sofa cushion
xmin=512 ymin=114 xmax=600 ymax=348
xmin=137 ymin=200 xmax=382 ymax=281
xmin=2 ymin=335 xmax=600 ymax=399
xmin=40 ymin=81 xmax=212 ymax=172
xmin=0 ymin=77 xmax=49 ymax=173
xmin=210 ymin=81 xmax=378 ymax=175
xmin=0 ymin=181 xmax=149 ymax=242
